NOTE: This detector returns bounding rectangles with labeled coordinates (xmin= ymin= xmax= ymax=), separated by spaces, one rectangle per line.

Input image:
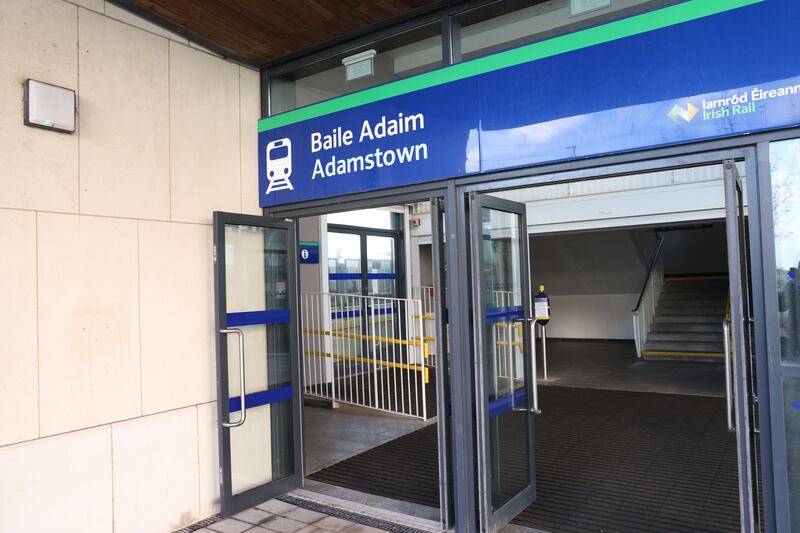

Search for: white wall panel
xmin=70 ymin=0 xmax=103 ymax=12
xmin=0 ymin=0 xmax=78 ymax=213
xmin=112 ymin=407 xmax=200 ymax=533
xmin=0 ymin=426 xmax=112 ymax=533
xmin=79 ymin=10 xmax=170 ymax=220
xmin=198 ymin=402 xmax=221 ymax=517
xmin=38 ymin=213 xmax=141 ymax=435
xmin=545 ymin=294 xmax=638 ymax=340
xmin=139 ymin=221 xmax=215 ymax=414
xmin=104 ymin=2 xmax=189 ymax=44
xmin=170 ymin=42 xmax=241 ymax=223
xmin=240 ymin=66 xmax=262 ymax=215
xmin=0 ymin=209 xmax=38 ymax=446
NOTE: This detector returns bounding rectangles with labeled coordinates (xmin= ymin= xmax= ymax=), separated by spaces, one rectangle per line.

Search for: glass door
xmin=469 ymin=194 xmax=536 ymax=531
xmin=213 ymin=212 xmax=302 ymax=516
xmin=723 ymin=160 xmax=759 ymax=532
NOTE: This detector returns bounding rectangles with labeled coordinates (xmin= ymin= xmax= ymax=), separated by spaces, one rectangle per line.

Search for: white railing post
xmin=419 ymin=299 xmax=427 ymax=420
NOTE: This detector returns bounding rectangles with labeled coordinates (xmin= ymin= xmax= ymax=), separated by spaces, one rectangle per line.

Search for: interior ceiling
xmin=113 ymin=0 xmax=441 ymax=66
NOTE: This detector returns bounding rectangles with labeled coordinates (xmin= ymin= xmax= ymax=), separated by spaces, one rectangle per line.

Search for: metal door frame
xmin=213 ymin=211 xmax=304 ymax=516
xmin=455 ymin=146 xmax=771 ymax=531
xmin=469 ymin=193 xmax=536 ymax=532
xmin=261 ymin=138 xmax=793 ymax=531
xmin=431 ymin=198 xmax=455 ymax=529
xmin=288 ymin=193 xmax=456 ymax=531
xmin=724 ymin=158 xmax=760 ymax=532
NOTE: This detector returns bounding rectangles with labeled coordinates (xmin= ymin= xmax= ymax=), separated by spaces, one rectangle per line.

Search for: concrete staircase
xmin=642 ymin=276 xmax=728 ymax=361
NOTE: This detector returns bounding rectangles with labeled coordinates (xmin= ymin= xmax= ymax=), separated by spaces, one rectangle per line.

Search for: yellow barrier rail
xmin=496 ymin=340 xmax=523 ymax=348
xmin=304 ymin=348 xmax=430 ymax=383
xmin=304 ymin=327 xmax=429 ymax=359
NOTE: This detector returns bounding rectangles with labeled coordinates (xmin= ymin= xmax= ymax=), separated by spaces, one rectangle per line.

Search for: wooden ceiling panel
xmin=118 ymin=0 xmax=440 ymax=65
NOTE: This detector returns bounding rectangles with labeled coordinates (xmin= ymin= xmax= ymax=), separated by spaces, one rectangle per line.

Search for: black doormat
xmin=308 ymin=386 xmax=741 ymax=533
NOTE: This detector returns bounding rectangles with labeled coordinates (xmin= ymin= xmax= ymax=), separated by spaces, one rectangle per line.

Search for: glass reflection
xmin=480 ymin=206 xmax=530 ymax=509
xmin=771 ymin=138 xmax=800 ymax=531
xmin=771 ymin=139 xmax=800 ymax=363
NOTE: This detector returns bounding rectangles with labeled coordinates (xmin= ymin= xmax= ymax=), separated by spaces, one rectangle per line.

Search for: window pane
xmin=328 ymin=209 xmax=395 ymax=230
xmin=771 ymin=139 xmax=800 ymax=364
xmin=479 ymin=206 xmax=529 ymax=509
xmin=328 ymin=232 xmax=361 ymax=296
xmin=367 ymin=235 xmax=396 ymax=298
xmin=771 ymin=138 xmax=800 ymax=530
xmin=223 ymin=224 xmax=294 ymax=494
xmin=271 ymin=23 xmax=442 ymax=114
xmin=457 ymin=0 xmax=677 ymax=61
xmin=784 ymin=377 xmax=800 ymax=532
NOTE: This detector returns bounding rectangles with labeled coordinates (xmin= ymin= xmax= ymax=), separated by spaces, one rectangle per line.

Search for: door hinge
xmin=213 ymin=245 xmax=217 ymax=263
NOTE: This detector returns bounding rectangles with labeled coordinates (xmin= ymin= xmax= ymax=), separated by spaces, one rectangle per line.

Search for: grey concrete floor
xmin=539 ymin=339 xmax=726 ymax=397
xmin=303 ymin=403 xmax=429 ymax=474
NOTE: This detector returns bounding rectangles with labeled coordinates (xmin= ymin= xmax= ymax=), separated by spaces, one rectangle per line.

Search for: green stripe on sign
xmin=259 ymin=0 xmax=764 ymax=132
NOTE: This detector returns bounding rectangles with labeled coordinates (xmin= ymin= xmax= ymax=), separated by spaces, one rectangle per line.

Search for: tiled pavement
xmin=183 ymin=495 xmax=544 ymax=533
xmin=194 ymin=499 xmax=388 ymax=533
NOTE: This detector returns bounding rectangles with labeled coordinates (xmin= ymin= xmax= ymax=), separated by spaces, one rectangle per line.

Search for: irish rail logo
xmin=668 ymin=102 xmax=699 ymax=123
xmin=265 ymin=138 xmax=294 ymax=194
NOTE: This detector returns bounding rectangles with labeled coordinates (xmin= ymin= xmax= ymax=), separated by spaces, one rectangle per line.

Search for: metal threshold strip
xmin=284 ymin=490 xmax=444 ymax=533
xmin=642 ymin=350 xmax=725 ymax=358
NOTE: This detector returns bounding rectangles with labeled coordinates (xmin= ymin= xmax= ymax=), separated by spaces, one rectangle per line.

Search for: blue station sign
xmin=258 ymin=0 xmax=800 ymax=208
xmin=298 ymin=241 xmax=319 ymax=264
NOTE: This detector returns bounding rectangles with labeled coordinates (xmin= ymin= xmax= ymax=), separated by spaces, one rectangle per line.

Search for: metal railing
xmin=492 ymin=290 xmax=524 ymax=384
xmin=301 ymin=291 xmax=429 ymax=419
xmin=632 ymin=239 xmax=665 ymax=357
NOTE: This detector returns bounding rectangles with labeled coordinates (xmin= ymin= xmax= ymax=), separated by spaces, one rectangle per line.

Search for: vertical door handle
xmin=531 ymin=319 xmax=541 ymax=414
xmin=722 ymin=319 xmax=734 ymax=433
xmin=221 ymin=328 xmax=247 ymax=428
xmin=515 ymin=317 xmax=540 ymax=414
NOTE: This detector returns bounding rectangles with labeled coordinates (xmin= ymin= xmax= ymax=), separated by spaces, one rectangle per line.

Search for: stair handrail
xmin=633 ymin=234 xmax=665 ymax=313
xmin=632 ymin=235 xmax=665 ymax=357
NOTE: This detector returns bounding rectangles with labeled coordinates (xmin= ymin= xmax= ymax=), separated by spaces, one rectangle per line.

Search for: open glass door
xmin=469 ymin=194 xmax=536 ymax=531
xmin=723 ymin=160 xmax=759 ymax=532
xmin=213 ymin=211 xmax=302 ymax=516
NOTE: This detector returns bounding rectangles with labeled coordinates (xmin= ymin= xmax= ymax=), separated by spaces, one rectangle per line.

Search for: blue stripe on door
xmin=227 ymin=309 xmax=290 ymax=327
xmin=486 ymin=305 xmax=523 ymax=324
xmin=367 ymin=273 xmax=396 ymax=279
xmin=328 ymin=273 xmax=396 ymax=280
xmin=329 ymin=273 xmax=361 ymax=280
xmin=488 ymin=388 xmax=527 ymax=418
xmin=229 ymin=385 xmax=293 ymax=413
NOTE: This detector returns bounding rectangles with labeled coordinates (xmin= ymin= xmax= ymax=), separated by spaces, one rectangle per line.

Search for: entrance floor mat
xmin=309 ymin=386 xmax=741 ymax=533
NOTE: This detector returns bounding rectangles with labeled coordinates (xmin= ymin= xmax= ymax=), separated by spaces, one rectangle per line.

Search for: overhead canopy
xmin=108 ymin=0 xmax=440 ymax=66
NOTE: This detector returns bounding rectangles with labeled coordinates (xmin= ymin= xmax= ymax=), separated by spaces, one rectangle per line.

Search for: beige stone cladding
xmin=0 ymin=1 xmax=259 ymax=531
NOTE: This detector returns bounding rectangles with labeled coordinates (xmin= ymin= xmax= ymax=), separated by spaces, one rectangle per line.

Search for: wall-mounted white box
xmin=24 ymin=79 xmax=76 ymax=133
xmin=342 ymin=49 xmax=376 ymax=81
xmin=571 ymin=0 xmax=612 ymax=17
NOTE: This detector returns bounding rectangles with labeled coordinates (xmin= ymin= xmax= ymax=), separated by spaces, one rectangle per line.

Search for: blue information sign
xmin=259 ymin=0 xmax=800 ymax=208
xmin=298 ymin=242 xmax=319 ymax=264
